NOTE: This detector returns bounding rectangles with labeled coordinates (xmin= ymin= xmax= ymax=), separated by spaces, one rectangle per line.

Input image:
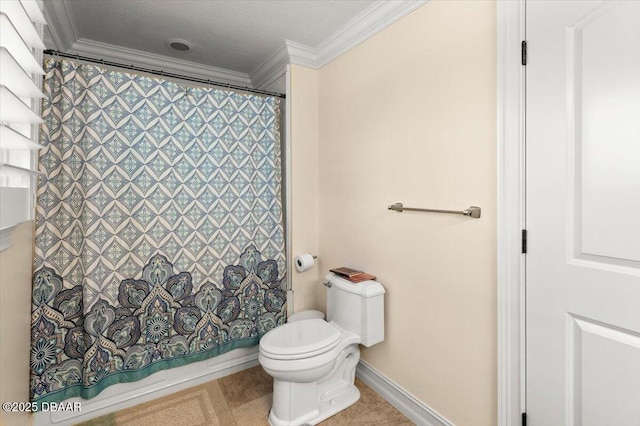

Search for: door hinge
xmin=521 ymin=40 xmax=527 ymax=66
xmin=522 ymin=412 xmax=527 ymax=426
xmin=522 ymin=229 xmax=527 ymax=254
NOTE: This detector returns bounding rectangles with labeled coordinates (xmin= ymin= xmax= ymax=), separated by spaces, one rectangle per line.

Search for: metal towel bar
xmin=388 ymin=202 xmax=481 ymax=218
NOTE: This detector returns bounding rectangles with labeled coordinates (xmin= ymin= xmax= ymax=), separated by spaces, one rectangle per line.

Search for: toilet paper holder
xmin=295 ymin=254 xmax=317 ymax=259
xmin=294 ymin=254 xmax=318 ymax=272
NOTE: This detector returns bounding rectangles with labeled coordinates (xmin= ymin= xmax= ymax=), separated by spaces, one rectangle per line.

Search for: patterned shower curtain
xmin=30 ymin=58 xmax=287 ymax=403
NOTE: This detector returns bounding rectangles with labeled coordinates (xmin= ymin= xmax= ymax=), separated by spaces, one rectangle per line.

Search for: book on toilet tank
xmin=345 ymin=273 xmax=376 ymax=283
xmin=330 ymin=267 xmax=377 ymax=283
xmin=329 ymin=267 xmax=363 ymax=278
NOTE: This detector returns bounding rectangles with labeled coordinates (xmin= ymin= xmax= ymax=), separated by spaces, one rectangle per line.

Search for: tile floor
xmin=77 ymin=365 xmax=412 ymax=425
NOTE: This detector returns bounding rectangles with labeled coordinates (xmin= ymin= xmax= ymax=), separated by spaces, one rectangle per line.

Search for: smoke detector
xmin=167 ymin=38 xmax=192 ymax=52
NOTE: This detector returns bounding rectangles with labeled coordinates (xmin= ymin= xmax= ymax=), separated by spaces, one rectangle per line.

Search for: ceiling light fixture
xmin=167 ymin=38 xmax=192 ymax=52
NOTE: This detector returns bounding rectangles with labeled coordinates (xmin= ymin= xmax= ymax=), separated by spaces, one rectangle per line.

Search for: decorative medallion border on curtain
xmin=31 ymin=58 xmax=286 ymax=403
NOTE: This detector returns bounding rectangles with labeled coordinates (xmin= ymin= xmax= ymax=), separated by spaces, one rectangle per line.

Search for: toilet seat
xmin=260 ymin=319 xmax=342 ymax=360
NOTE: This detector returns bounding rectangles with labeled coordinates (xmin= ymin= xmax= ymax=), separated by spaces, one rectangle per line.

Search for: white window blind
xmin=0 ymin=0 xmax=46 ymax=248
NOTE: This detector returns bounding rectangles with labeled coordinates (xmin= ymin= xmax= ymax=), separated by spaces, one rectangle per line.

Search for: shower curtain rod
xmin=44 ymin=49 xmax=286 ymax=99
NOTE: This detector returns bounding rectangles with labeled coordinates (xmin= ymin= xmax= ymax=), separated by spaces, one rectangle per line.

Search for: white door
xmin=526 ymin=1 xmax=640 ymax=425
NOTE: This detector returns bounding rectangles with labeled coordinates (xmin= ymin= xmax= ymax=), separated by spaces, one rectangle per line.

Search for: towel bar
xmin=388 ymin=202 xmax=481 ymax=218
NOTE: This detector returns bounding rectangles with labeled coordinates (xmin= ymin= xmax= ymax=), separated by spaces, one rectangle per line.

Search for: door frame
xmin=497 ymin=0 xmax=526 ymax=425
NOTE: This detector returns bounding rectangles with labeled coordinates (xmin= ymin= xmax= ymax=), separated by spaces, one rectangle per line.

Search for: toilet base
xmin=268 ymin=384 xmax=360 ymax=426
xmin=266 ymin=344 xmax=361 ymax=426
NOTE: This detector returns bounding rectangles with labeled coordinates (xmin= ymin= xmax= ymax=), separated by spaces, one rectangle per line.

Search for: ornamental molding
xmin=251 ymin=0 xmax=429 ymax=89
xmin=45 ymin=0 xmax=428 ymax=90
xmin=68 ymin=38 xmax=253 ymax=87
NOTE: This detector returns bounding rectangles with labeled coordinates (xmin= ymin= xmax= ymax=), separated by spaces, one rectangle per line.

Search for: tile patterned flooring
xmin=77 ymin=365 xmax=412 ymax=425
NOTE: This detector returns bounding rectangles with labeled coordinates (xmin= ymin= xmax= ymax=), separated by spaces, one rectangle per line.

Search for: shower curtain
xmin=30 ymin=58 xmax=287 ymax=403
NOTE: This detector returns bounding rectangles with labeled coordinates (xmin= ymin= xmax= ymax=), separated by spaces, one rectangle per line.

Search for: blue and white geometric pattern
xmin=31 ymin=58 xmax=286 ymax=403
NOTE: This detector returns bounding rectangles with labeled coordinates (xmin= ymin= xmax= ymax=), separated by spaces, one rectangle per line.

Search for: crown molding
xmin=249 ymin=40 xmax=317 ymax=89
xmin=249 ymin=40 xmax=315 ymax=89
xmin=68 ymin=39 xmax=253 ymax=87
xmin=42 ymin=0 xmax=79 ymax=50
xmin=249 ymin=43 xmax=289 ymax=90
xmin=43 ymin=27 xmax=56 ymax=50
xmin=46 ymin=0 xmax=428 ymax=89
xmin=249 ymin=0 xmax=428 ymax=88
xmin=285 ymin=40 xmax=317 ymax=68
xmin=314 ymin=0 xmax=429 ymax=68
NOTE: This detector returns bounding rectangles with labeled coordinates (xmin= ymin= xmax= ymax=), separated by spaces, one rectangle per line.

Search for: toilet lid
xmin=260 ymin=319 xmax=341 ymax=359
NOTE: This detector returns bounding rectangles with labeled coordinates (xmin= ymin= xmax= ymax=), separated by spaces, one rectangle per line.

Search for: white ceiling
xmin=46 ymin=1 xmax=375 ymax=72
xmin=44 ymin=1 xmax=426 ymax=90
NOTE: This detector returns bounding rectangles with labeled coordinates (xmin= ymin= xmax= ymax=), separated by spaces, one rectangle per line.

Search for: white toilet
xmin=259 ymin=272 xmax=385 ymax=425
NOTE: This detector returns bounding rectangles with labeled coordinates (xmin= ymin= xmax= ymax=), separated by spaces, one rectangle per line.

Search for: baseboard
xmin=356 ymin=360 xmax=454 ymax=426
xmin=33 ymin=349 xmax=452 ymax=425
xmin=33 ymin=346 xmax=259 ymax=425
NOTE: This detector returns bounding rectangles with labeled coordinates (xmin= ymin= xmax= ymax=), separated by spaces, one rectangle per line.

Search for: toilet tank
xmin=325 ymin=273 xmax=385 ymax=347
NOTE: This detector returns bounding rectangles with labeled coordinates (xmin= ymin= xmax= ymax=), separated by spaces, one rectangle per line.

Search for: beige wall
xmin=0 ymin=222 xmax=34 ymax=426
xmin=0 ymin=2 xmax=496 ymax=425
xmin=315 ymin=1 xmax=497 ymax=424
xmin=288 ymin=65 xmax=320 ymax=312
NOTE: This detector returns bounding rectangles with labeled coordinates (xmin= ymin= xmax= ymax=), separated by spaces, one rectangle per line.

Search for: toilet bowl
xmin=259 ymin=273 xmax=385 ymax=425
xmin=259 ymin=319 xmax=361 ymax=425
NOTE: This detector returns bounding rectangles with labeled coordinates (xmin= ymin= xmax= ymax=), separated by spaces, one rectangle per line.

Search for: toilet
xmin=259 ymin=272 xmax=385 ymax=425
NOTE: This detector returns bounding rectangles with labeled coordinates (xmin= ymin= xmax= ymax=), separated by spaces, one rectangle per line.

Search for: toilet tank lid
xmin=325 ymin=273 xmax=385 ymax=297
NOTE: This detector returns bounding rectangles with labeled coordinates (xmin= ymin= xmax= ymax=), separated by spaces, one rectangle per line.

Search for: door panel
xmin=574 ymin=1 xmax=640 ymax=264
xmin=527 ymin=1 xmax=640 ymax=424
xmin=568 ymin=315 xmax=640 ymax=426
